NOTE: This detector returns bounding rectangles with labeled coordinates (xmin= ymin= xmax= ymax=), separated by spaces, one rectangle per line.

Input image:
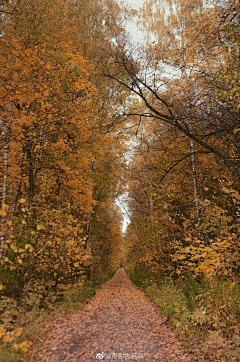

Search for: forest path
xmin=34 ymin=268 xmax=191 ymax=362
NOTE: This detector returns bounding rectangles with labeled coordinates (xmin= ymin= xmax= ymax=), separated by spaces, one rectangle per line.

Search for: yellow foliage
xmin=19 ymin=340 xmax=31 ymax=353
xmin=0 ymin=326 xmax=6 ymax=338
xmin=3 ymin=334 xmax=14 ymax=343
xmin=14 ymin=327 xmax=23 ymax=337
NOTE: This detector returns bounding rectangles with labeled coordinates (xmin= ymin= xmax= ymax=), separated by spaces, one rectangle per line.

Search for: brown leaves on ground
xmin=29 ymin=269 xmax=191 ymax=362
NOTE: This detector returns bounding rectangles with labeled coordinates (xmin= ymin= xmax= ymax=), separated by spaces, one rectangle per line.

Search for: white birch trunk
xmin=86 ymin=211 xmax=92 ymax=252
xmin=188 ymin=120 xmax=204 ymax=243
xmin=11 ymin=159 xmax=23 ymax=217
xmin=0 ymin=123 xmax=9 ymax=258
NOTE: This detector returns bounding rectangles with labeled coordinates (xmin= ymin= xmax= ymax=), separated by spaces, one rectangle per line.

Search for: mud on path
xmin=33 ymin=268 xmax=191 ymax=362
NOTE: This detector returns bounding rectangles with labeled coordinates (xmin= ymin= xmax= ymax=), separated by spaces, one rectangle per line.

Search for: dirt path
xmin=34 ymin=269 xmax=191 ymax=362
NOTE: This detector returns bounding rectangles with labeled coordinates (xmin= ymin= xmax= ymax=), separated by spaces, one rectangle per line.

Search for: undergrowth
xmin=128 ymin=268 xmax=240 ymax=361
xmin=0 ymin=270 xmax=115 ymax=362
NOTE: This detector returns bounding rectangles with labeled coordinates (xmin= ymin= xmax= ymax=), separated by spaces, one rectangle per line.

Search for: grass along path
xmin=30 ymin=268 xmax=191 ymax=362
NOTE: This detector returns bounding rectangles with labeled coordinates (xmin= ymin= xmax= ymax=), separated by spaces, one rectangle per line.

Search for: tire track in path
xmin=34 ymin=268 xmax=191 ymax=362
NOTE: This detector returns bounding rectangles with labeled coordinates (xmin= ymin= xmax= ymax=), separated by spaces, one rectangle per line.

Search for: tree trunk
xmin=188 ymin=119 xmax=204 ymax=243
xmin=0 ymin=123 xmax=9 ymax=259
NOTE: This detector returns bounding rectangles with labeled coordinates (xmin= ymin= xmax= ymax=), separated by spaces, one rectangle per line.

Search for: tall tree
xmin=0 ymin=0 xmax=126 ymax=289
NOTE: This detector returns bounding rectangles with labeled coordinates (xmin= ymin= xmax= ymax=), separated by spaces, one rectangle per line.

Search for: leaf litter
xmin=29 ymin=269 xmax=192 ymax=362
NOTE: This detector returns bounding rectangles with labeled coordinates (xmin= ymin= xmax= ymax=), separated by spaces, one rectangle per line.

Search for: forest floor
xmin=28 ymin=268 xmax=192 ymax=362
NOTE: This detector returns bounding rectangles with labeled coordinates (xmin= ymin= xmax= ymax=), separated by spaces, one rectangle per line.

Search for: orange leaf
xmin=14 ymin=327 xmax=23 ymax=337
xmin=3 ymin=334 xmax=14 ymax=342
xmin=0 ymin=326 xmax=6 ymax=338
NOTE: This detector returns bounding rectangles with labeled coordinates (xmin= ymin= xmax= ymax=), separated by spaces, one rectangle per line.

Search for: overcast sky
xmin=123 ymin=0 xmax=146 ymax=45
xmin=125 ymin=0 xmax=144 ymax=8
xmin=117 ymin=0 xmax=145 ymax=234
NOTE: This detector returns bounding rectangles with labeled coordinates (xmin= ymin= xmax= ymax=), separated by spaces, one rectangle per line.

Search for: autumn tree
xmin=101 ymin=0 xmax=239 ymax=167
xmin=125 ymin=112 xmax=240 ymax=279
xmin=0 ymin=0 xmax=126 ymax=291
xmin=94 ymin=0 xmax=239 ymax=277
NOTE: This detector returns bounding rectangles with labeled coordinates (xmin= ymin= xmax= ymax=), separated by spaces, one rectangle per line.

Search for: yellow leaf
xmin=0 ymin=210 xmax=6 ymax=217
xmin=2 ymin=203 xmax=9 ymax=210
xmin=10 ymin=244 xmax=18 ymax=252
xmin=205 ymin=247 xmax=212 ymax=252
xmin=25 ymin=244 xmax=34 ymax=252
xmin=19 ymin=340 xmax=31 ymax=353
xmin=0 ymin=326 xmax=6 ymax=338
xmin=177 ymin=255 xmax=185 ymax=260
xmin=18 ymin=198 xmax=26 ymax=204
xmin=194 ymin=239 xmax=201 ymax=243
xmin=233 ymin=128 xmax=240 ymax=134
xmin=14 ymin=327 xmax=23 ymax=337
xmin=0 ymin=284 xmax=4 ymax=291
xmin=3 ymin=334 xmax=14 ymax=342
xmin=37 ymin=224 xmax=45 ymax=231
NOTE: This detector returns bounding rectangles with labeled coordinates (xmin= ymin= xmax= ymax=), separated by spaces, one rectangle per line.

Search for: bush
xmin=0 ymin=297 xmax=17 ymax=327
xmin=127 ymin=268 xmax=240 ymax=361
xmin=23 ymin=280 xmax=58 ymax=311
